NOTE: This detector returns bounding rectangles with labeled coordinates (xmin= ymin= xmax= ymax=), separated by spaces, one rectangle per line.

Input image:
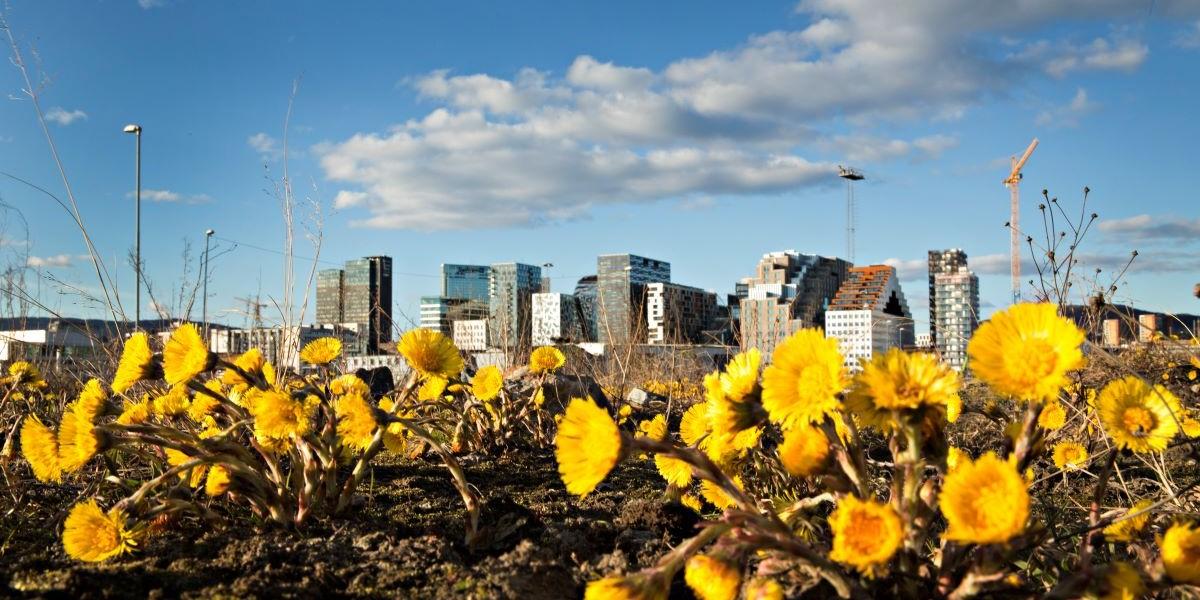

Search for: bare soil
xmin=1 ymin=449 xmax=700 ymax=599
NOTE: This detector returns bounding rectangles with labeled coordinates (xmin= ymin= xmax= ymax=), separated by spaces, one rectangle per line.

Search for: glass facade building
xmin=488 ymin=262 xmax=542 ymax=349
xmin=441 ymin=264 xmax=491 ymax=303
xmin=318 ymin=256 xmax=392 ymax=354
xmin=596 ymin=254 xmax=671 ymax=345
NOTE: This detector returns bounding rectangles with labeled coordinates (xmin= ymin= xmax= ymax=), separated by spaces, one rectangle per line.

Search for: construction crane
xmin=1003 ymin=138 xmax=1038 ymax=305
xmin=838 ymin=166 xmax=864 ymax=263
xmin=233 ymin=295 xmax=268 ymax=329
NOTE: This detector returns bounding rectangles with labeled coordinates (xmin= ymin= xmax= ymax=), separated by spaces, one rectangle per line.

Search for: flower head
xmin=6 ymin=360 xmax=46 ymax=388
xmin=680 ymin=403 xmax=709 ymax=447
xmin=529 ymin=346 xmax=566 ymax=374
xmin=418 ymin=376 xmax=448 ymax=402
xmin=778 ymin=424 xmax=830 ymax=478
xmin=62 ymin=500 xmax=137 ymax=562
xmin=654 ymin=454 xmax=693 ymax=487
xmin=829 ymin=495 xmax=903 ymax=574
xmin=205 ymin=465 xmax=231 ymax=496
xmin=555 ymin=397 xmax=622 ymax=497
xmin=584 ymin=574 xmax=666 ymax=600
xmin=684 ymin=554 xmax=741 ymax=600
xmin=761 ymin=329 xmax=846 ymax=430
xmin=1051 ymin=441 xmax=1088 ymax=471
xmin=20 ymin=416 xmax=61 ymax=482
xmin=846 ymin=349 xmax=959 ymax=430
xmin=330 ymin=373 xmax=369 ymax=397
xmin=116 ymin=397 xmax=152 ymax=426
xmin=636 ymin=414 xmax=667 ymax=442
xmin=300 ymin=337 xmax=342 ymax=365
xmin=112 ymin=332 xmax=159 ymax=393
xmin=58 ymin=407 xmax=102 ymax=473
xmin=1103 ymin=499 xmax=1154 ymax=542
xmin=248 ymin=388 xmax=315 ymax=443
xmin=720 ymin=349 xmax=760 ymax=401
xmin=967 ymin=303 xmax=1085 ymax=402
xmin=398 ymin=328 xmax=463 ymax=379
xmin=1039 ymin=401 xmax=1067 ymax=430
xmin=700 ymin=476 xmax=742 ymax=510
xmin=152 ymin=384 xmax=191 ymax=417
xmin=378 ymin=397 xmax=408 ymax=454
xmin=336 ymin=392 xmax=379 ymax=452
xmin=1162 ymin=522 xmax=1200 ymax=584
xmin=471 ymin=365 xmax=503 ymax=401
xmin=1098 ymin=376 xmax=1182 ymax=453
xmin=1098 ymin=561 xmax=1145 ymax=600
xmin=743 ymin=578 xmax=784 ymax=600
xmin=939 ymin=452 xmax=1029 ymax=544
xmin=221 ymin=348 xmax=265 ymax=388
xmin=162 ymin=323 xmax=213 ymax=385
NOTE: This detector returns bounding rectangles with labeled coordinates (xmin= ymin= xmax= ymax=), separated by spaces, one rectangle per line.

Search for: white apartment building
xmin=825 ymin=309 xmax=908 ymax=372
xmin=453 ymin=319 xmax=489 ymax=352
xmin=531 ymin=292 xmax=582 ymax=346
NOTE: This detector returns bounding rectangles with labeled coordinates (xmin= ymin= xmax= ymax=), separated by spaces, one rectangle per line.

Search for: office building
xmin=597 ymin=254 xmax=671 ymax=345
xmin=932 ymin=270 xmax=979 ymax=371
xmin=824 ymin=265 xmax=913 ymax=371
xmin=488 ymin=262 xmax=542 ymax=349
xmin=928 ymin=249 xmax=968 ymax=347
xmin=316 ymin=256 xmax=393 ymax=353
xmin=646 ymin=282 xmax=720 ymax=345
xmin=420 ymin=296 xmax=490 ymax=336
xmin=441 ymin=264 xmax=490 ymax=303
xmin=574 ymin=275 xmax=599 ymax=342
xmin=737 ymin=251 xmax=851 ymax=356
xmin=532 ymin=292 xmax=584 ymax=346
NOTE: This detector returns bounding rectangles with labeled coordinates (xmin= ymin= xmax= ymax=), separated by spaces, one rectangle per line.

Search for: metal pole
xmin=135 ymin=129 xmax=142 ymax=329
xmin=203 ymin=229 xmax=214 ymax=341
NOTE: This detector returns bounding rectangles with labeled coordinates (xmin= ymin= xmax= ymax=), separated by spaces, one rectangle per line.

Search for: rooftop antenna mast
xmin=1003 ymin=138 xmax=1039 ymax=305
xmin=838 ymin=166 xmax=865 ymax=263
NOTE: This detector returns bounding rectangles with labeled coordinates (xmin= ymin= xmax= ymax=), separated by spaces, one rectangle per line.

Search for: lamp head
xmin=205 ymin=229 xmax=215 ymax=236
xmin=123 ymin=124 xmax=142 ymax=134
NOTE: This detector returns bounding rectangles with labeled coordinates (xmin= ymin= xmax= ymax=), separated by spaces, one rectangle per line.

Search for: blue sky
xmin=1 ymin=0 xmax=1198 ymax=333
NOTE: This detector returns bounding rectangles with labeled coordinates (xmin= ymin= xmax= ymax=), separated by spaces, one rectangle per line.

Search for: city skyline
xmin=0 ymin=1 xmax=1197 ymax=334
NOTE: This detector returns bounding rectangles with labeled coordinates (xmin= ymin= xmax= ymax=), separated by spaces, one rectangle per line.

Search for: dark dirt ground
xmin=1 ymin=449 xmax=702 ymax=599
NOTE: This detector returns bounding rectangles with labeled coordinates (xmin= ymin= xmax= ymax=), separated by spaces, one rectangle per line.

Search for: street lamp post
xmin=123 ymin=124 xmax=142 ymax=330
xmin=203 ymin=229 xmax=215 ymax=341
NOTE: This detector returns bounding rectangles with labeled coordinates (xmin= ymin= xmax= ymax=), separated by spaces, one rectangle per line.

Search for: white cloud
xmin=44 ymin=107 xmax=87 ymax=126
xmin=1034 ymin=87 xmax=1097 ymax=127
xmin=318 ymin=1 xmax=1199 ymax=230
xmin=1099 ymin=214 xmax=1200 ymax=242
xmin=131 ymin=188 xmax=213 ymax=204
xmin=27 ymin=254 xmax=74 ymax=268
xmin=882 ymin=257 xmax=926 ymax=280
xmin=826 ymin=134 xmax=958 ymax=163
xmin=1176 ymin=20 xmax=1200 ymax=48
xmin=247 ymin=132 xmax=281 ymax=159
xmin=1033 ymin=37 xmax=1149 ymax=78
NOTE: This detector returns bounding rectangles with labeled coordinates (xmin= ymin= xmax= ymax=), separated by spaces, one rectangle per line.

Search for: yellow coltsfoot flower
xmin=300 ymin=337 xmax=342 ymax=365
xmin=205 ymin=465 xmax=232 ymax=496
xmin=248 ymin=388 xmax=315 ymax=443
xmin=62 ymin=500 xmax=138 ymax=562
xmin=653 ymin=454 xmax=693 ymax=487
xmin=1095 ymin=561 xmax=1145 ymax=600
xmin=1097 ymin=376 xmax=1182 ymax=453
xmin=828 ymin=495 xmax=903 ymax=575
xmin=471 ymin=365 xmax=503 ymax=401
xmin=1051 ymin=441 xmax=1088 ymax=471
xmin=335 ymin=392 xmax=379 ymax=452
xmin=939 ymin=452 xmax=1029 ymax=544
xmin=20 ymin=416 xmax=62 ymax=482
xmin=112 ymin=332 xmax=160 ymax=393
xmin=162 ymin=323 xmax=214 ymax=385
xmin=761 ymin=329 xmax=846 ymax=430
xmin=743 ymin=578 xmax=784 ymax=600
xmin=1038 ymin=400 xmax=1067 ymax=430
xmin=584 ymin=574 xmax=666 ymax=600
xmin=398 ymin=328 xmax=463 ymax=379
xmin=221 ymin=348 xmax=266 ymax=388
xmin=1103 ymin=499 xmax=1154 ymax=542
xmin=1162 ymin=522 xmax=1200 ymax=584
xmin=636 ymin=414 xmax=667 ymax=442
xmin=684 ymin=554 xmax=741 ymax=600
xmin=555 ymin=397 xmax=622 ymax=497
xmin=966 ymin=303 xmax=1085 ymax=403
xmin=529 ymin=346 xmax=566 ymax=374
xmin=778 ymin=423 xmax=829 ymax=478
